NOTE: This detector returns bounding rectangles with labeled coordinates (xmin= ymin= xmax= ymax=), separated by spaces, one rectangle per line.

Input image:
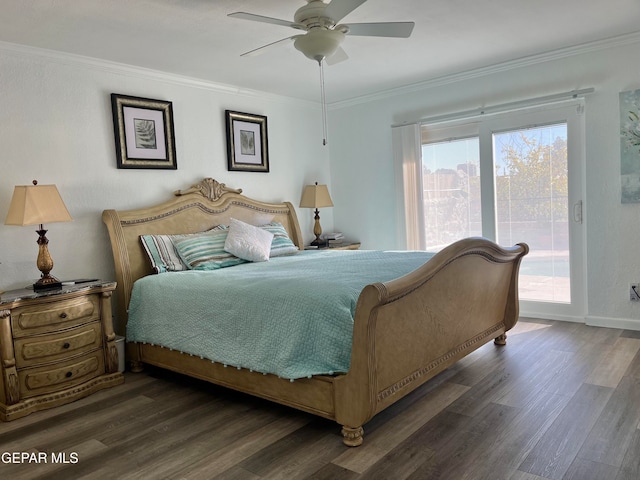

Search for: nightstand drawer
xmin=14 ymin=322 xmax=103 ymax=369
xmin=11 ymin=295 xmax=100 ymax=338
xmin=18 ymin=351 xmax=105 ymax=399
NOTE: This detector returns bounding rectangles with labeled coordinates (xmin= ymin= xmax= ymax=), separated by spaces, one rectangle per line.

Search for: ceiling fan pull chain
xmin=319 ymin=60 xmax=328 ymax=146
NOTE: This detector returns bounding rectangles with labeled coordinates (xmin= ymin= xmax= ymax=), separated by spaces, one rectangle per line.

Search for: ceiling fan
xmin=228 ymin=0 xmax=415 ymax=145
xmin=228 ymin=0 xmax=415 ymax=65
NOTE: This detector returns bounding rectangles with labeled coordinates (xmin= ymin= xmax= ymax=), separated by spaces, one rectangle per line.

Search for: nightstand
xmin=0 ymin=281 xmax=124 ymax=421
xmin=305 ymin=241 xmax=361 ymax=251
xmin=323 ymin=241 xmax=361 ymax=250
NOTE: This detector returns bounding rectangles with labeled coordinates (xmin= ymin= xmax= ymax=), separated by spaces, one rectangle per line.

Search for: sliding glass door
xmin=420 ymin=102 xmax=585 ymax=319
xmin=492 ymin=123 xmax=571 ymax=303
xmin=421 ymin=136 xmax=482 ymax=249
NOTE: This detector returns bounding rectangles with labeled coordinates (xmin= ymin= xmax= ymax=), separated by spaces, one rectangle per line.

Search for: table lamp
xmin=5 ymin=180 xmax=73 ymax=290
xmin=299 ymin=182 xmax=333 ymax=246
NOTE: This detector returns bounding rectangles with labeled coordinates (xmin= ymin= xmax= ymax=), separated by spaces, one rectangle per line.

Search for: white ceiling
xmin=1 ymin=0 xmax=640 ymax=103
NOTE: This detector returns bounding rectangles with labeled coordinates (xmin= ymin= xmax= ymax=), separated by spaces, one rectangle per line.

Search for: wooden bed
xmin=102 ymin=177 xmax=528 ymax=447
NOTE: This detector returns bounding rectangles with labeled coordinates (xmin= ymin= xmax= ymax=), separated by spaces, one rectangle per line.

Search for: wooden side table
xmin=0 ymin=281 xmax=124 ymax=421
xmin=324 ymin=241 xmax=361 ymax=250
xmin=304 ymin=240 xmax=361 ymax=250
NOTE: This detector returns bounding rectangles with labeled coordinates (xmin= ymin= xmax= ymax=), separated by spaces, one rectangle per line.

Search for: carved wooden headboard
xmin=102 ymin=178 xmax=303 ymax=335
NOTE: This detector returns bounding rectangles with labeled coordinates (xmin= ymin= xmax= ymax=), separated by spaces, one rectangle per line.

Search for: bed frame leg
xmin=341 ymin=426 xmax=364 ymax=447
xmin=494 ymin=334 xmax=507 ymax=346
xmin=130 ymin=360 xmax=144 ymax=372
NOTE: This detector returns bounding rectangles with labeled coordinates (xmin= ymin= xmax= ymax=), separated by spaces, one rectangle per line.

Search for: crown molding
xmin=331 ymin=30 xmax=640 ymax=110
xmin=0 ymin=40 xmax=317 ymax=108
xmin=3 ymin=29 xmax=639 ymax=112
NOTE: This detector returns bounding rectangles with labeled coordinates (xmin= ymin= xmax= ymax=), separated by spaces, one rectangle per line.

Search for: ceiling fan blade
xmin=240 ymin=36 xmax=298 ymax=57
xmin=326 ymin=46 xmax=349 ymax=65
xmin=228 ymin=12 xmax=304 ymax=30
xmin=324 ymin=0 xmax=368 ymax=23
xmin=342 ymin=21 xmax=415 ymax=38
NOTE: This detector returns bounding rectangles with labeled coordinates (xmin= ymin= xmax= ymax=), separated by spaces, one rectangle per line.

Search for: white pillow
xmin=224 ymin=218 xmax=274 ymax=262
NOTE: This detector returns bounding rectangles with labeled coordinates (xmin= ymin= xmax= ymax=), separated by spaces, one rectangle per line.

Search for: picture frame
xmin=620 ymin=88 xmax=640 ymax=203
xmin=225 ymin=110 xmax=269 ymax=173
xmin=111 ymin=93 xmax=177 ymax=170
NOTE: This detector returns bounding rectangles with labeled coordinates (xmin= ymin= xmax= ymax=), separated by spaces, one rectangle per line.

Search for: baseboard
xmin=518 ymin=310 xmax=584 ymax=324
xmin=520 ymin=311 xmax=640 ymax=331
xmin=585 ymin=316 xmax=640 ymax=331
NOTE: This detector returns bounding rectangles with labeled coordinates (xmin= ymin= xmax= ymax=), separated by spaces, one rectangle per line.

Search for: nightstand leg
xmin=101 ymin=291 xmax=119 ymax=374
xmin=0 ymin=310 xmax=19 ymax=405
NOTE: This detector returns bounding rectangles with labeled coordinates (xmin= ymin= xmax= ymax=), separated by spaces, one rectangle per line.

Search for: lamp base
xmin=33 ymin=226 xmax=62 ymax=291
xmin=33 ymin=275 xmax=62 ymax=291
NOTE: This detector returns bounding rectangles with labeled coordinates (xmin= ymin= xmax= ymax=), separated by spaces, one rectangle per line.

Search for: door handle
xmin=573 ymin=200 xmax=583 ymax=224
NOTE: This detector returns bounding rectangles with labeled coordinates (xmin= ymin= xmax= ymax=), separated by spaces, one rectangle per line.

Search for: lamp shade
xmin=299 ymin=183 xmax=334 ymax=209
xmin=5 ymin=182 xmax=73 ymax=226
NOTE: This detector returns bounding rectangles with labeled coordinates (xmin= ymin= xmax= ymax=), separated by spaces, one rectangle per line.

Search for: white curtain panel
xmin=392 ymin=123 xmax=425 ymax=250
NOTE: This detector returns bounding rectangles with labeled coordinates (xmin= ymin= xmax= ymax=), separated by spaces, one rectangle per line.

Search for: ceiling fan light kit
xmin=229 ymin=0 xmax=415 ymax=144
xmin=294 ymin=29 xmax=345 ymax=63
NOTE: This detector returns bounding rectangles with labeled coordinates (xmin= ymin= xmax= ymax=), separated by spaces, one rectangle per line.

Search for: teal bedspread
xmin=127 ymin=250 xmax=434 ymax=380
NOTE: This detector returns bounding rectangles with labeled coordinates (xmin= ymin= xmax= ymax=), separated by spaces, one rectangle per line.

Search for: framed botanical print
xmin=225 ymin=110 xmax=269 ymax=173
xmin=111 ymin=94 xmax=177 ymax=169
xmin=621 ymin=88 xmax=640 ymax=203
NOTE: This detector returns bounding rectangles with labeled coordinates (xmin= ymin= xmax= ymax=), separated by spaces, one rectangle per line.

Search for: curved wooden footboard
xmin=333 ymin=237 xmax=528 ymax=446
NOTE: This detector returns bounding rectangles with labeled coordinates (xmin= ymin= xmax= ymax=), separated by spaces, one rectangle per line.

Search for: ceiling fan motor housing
xmin=294 ymin=0 xmax=335 ymax=29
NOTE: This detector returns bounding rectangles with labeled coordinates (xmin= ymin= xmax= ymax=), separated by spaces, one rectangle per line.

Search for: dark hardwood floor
xmin=2 ymin=318 xmax=640 ymax=480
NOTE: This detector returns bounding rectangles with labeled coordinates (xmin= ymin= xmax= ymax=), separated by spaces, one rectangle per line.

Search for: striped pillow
xmin=140 ymin=234 xmax=189 ymax=273
xmin=173 ymin=229 xmax=246 ymax=270
xmin=260 ymin=222 xmax=299 ymax=257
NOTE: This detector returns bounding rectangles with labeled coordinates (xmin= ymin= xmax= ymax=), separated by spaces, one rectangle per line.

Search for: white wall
xmin=0 ymin=44 xmax=331 ymax=293
xmin=4 ymin=34 xmax=640 ymax=331
xmin=328 ymin=34 xmax=640 ymax=329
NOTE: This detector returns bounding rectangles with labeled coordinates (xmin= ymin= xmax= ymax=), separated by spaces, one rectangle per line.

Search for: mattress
xmin=127 ymin=249 xmax=434 ymax=380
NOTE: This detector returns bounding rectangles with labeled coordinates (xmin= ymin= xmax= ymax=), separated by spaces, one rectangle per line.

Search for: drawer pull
xmin=65 ymin=371 xmax=72 ymax=378
xmin=59 ymin=312 xmax=68 ymax=319
xmin=62 ymin=342 xmax=71 ymax=349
